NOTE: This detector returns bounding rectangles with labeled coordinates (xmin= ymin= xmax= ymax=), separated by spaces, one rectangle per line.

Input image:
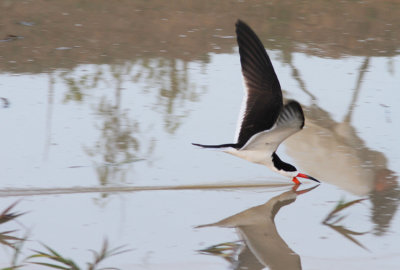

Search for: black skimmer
xmin=193 ymin=20 xmax=320 ymax=185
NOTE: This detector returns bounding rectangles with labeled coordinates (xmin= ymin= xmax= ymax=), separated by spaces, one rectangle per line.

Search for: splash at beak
xmin=296 ymin=173 xmax=320 ymax=183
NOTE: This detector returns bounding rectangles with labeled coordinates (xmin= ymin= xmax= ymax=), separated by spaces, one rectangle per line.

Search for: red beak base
xmin=292 ymin=177 xmax=301 ymax=185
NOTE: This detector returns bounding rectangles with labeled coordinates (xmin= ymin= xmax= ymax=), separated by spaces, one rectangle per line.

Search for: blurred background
xmin=0 ymin=1 xmax=399 ymax=269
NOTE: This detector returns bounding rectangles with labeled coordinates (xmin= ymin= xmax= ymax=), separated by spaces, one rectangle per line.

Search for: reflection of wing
xmin=235 ymin=20 xmax=283 ymax=148
xmin=236 ymin=246 xmax=265 ymax=270
xmin=237 ymin=224 xmax=301 ymax=270
xmin=198 ymin=186 xmax=317 ymax=270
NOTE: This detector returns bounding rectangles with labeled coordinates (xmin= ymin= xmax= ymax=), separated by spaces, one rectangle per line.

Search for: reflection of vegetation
xmin=0 ymin=202 xmax=129 ymax=269
xmin=60 ymin=58 xmax=203 ymax=135
xmin=61 ymin=69 xmax=104 ymax=103
xmin=199 ymin=242 xmax=242 ymax=264
xmin=84 ymin=64 xmax=154 ymax=188
xmin=132 ymin=58 xmax=205 ymax=133
xmin=322 ymin=198 xmax=369 ymax=250
xmin=29 ymin=240 xmax=129 ymax=270
xmin=56 ymin=57 xmax=203 ymax=187
xmin=323 ymin=198 xmax=366 ymax=224
xmin=86 ymin=96 xmax=149 ymax=187
xmin=1 ymin=97 xmax=10 ymax=108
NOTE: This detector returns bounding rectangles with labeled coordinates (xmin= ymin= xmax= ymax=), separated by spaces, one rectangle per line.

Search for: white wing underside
xmin=225 ymin=125 xmax=300 ymax=167
xmin=227 ymin=103 xmax=304 ymax=166
xmin=242 ymin=124 xmax=299 ymax=151
xmin=233 ymin=77 xmax=249 ymax=142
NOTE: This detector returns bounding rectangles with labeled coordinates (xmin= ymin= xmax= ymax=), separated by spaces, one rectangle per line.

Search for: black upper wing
xmin=235 ymin=20 xmax=283 ymax=148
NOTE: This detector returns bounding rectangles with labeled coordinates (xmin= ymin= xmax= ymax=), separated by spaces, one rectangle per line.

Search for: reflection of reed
xmin=284 ymin=55 xmax=399 ymax=235
xmin=47 ymin=56 xmax=203 ymax=186
xmin=322 ymin=198 xmax=369 ymax=250
xmin=197 ymin=185 xmax=318 ymax=270
xmin=0 ymin=97 xmax=10 ymax=108
xmin=85 ymin=64 xmax=149 ymax=187
xmin=133 ymin=58 xmax=205 ymax=134
xmin=43 ymin=73 xmax=55 ymax=161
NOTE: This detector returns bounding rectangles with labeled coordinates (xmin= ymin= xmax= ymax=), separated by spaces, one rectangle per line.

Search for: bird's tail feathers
xmin=192 ymin=143 xmax=237 ymax=149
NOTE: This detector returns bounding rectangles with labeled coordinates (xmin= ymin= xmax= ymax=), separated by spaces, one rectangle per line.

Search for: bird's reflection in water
xmin=290 ymin=107 xmax=400 ymax=236
xmin=284 ymin=56 xmax=400 ymax=235
xmin=197 ymin=185 xmax=318 ymax=270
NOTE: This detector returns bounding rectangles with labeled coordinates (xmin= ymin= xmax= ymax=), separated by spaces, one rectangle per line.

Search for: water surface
xmin=1 ymin=1 xmax=399 ymax=269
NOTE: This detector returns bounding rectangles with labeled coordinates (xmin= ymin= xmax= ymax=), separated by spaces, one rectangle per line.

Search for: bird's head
xmin=277 ymin=166 xmax=320 ymax=185
xmin=272 ymin=153 xmax=320 ymax=184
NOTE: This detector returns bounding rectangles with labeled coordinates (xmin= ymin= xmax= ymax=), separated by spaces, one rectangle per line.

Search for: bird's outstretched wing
xmin=235 ymin=20 xmax=283 ymax=148
xmin=240 ymin=101 xmax=305 ymax=152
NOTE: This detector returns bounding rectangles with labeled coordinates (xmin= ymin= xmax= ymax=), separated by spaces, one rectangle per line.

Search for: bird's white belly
xmin=224 ymin=148 xmax=269 ymax=166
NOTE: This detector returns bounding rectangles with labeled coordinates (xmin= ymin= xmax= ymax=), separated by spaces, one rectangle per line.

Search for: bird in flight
xmin=193 ymin=20 xmax=320 ymax=185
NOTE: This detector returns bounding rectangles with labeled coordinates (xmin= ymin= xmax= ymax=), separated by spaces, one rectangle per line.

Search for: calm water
xmin=1 ymin=1 xmax=400 ymax=269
